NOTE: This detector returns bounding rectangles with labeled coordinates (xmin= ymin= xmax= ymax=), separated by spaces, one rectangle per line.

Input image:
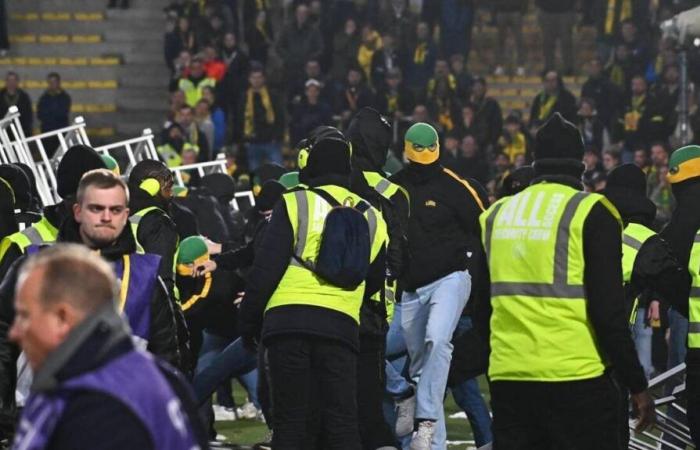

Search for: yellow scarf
xmin=605 ymin=0 xmax=631 ymax=35
xmin=244 ymin=87 xmax=275 ymax=139
xmin=502 ymin=132 xmax=526 ymax=163
xmin=358 ymin=32 xmax=382 ymax=80
xmin=414 ymin=43 xmax=427 ymax=64
xmin=426 ymin=74 xmax=457 ymax=97
xmin=538 ymin=93 xmax=558 ymax=121
xmin=624 ymin=94 xmax=645 ymax=131
xmin=386 ymin=93 xmax=398 ymax=113
xmin=437 ymin=100 xmax=454 ymax=131
xmin=608 ymin=64 xmax=625 ymax=89
xmin=256 ymin=0 xmax=268 ymax=10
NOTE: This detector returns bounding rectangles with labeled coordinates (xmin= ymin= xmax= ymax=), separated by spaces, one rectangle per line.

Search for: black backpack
xmin=294 ymin=188 xmax=372 ymax=290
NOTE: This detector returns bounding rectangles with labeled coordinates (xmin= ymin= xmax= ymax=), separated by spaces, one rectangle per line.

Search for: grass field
xmin=215 ymin=377 xmax=490 ymax=449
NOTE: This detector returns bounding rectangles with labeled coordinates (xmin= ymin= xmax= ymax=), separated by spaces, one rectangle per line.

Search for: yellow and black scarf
xmin=244 ymin=87 xmax=275 ymax=138
xmin=537 ymin=93 xmax=558 ymax=122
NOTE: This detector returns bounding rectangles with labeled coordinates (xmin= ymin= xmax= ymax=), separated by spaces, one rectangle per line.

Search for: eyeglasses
xmin=411 ymin=142 xmax=438 ymax=152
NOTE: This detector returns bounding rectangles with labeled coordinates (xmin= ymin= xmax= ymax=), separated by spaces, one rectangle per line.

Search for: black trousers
xmin=490 ymin=375 xmax=624 ymax=450
xmin=357 ymin=334 xmax=398 ymax=450
xmin=267 ymin=334 xmax=362 ymax=450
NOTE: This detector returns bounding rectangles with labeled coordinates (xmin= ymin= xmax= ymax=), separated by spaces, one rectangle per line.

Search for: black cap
xmin=502 ymin=165 xmax=535 ymax=196
xmin=534 ymin=113 xmax=584 ymax=161
xmin=57 ymin=145 xmax=106 ymax=199
xmin=0 ymin=164 xmax=30 ymax=210
xmin=604 ymin=164 xmax=656 ymax=221
xmin=606 ymin=163 xmax=647 ymax=196
xmin=200 ymin=173 xmax=236 ymax=202
xmin=256 ymin=180 xmax=285 ymax=211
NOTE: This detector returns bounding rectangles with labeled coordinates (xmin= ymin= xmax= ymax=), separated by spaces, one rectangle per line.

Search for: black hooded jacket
xmin=0 ymin=217 xmax=182 ymax=412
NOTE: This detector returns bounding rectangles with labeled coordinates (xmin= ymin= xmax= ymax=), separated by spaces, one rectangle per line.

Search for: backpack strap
xmin=309 ymin=187 xmax=370 ymax=213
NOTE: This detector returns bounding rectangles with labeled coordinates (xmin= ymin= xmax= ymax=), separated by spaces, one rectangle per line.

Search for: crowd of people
xmin=3 ymin=1 xmax=700 ymax=450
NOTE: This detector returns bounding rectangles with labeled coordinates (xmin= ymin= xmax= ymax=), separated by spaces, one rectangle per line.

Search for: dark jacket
xmin=471 ymin=95 xmax=503 ymax=150
xmin=472 ymin=174 xmax=648 ymax=395
xmin=0 ymin=218 xmax=182 ymax=412
xmin=238 ymin=175 xmax=386 ymax=351
xmin=37 ymin=89 xmax=71 ymax=132
xmin=390 ymin=163 xmax=487 ymax=291
xmin=447 ymin=155 xmax=491 ymax=186
xmin=28 ymin=306 xmax=207 ymax=450
xmin=581 ymin=75 xmax=621 ymax=129
xmin=529 ymin=88 xmax=578 ymax=127
xmin=175 ymin=190 xmax=229 ymax=243
xmin=536 ymin=0 xmax=575 ymax=12
xmin=374 ymin=84 xmax=416 ymax=118
xmin=290 ymin=99 xmax=334 ymax=145
xmin=275 ymin=20 xmax=323 ymax=80
xmin=614 ymin=92 xmax=668 ymax=150
xmin=218 ymin=45 xmax=250 ymax=117
xmin=235 ymin=87 xmax=284 ymax=144
xmin=0 ymin=88 xmax=32 ymax=138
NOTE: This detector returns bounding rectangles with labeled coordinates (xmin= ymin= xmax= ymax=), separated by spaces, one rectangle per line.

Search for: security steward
xmin=238 ymin=136 xmax=388 ymax=450
xmin=0 ymin=170 xmax=182 ymax=438
xmin=0 ymin=145 xmax=106 ymax=277
xmin=0 ymin=173 xmax=17 ymax=240
xmin=0 ymin=164 xmax=40 ymax=231
xmin=346 ymin=107 xmax=408 ymax=449
xmin=9 ymin=245 xmax=208 ymax=450
xmin=660 ymin=145 xmax=700 ymax=445
xmin=474 ymin=113 xmax=655 ymax=449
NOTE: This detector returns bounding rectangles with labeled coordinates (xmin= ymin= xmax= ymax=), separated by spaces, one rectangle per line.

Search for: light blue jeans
xmin=632 ymin=307 xmax=654 ymax=379
xmin=401 ymin=270 xmax=471 ymax=449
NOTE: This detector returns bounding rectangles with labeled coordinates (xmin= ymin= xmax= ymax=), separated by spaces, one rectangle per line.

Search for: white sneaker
xmin=494 ymin=66 xmax=505 ymax=76
xmin=409 ymin=420 xmax=435 ymax=450
xmin=516 ymin=66 xmax=526 ymax=76
xmin=213 ymin=405 xmax=237 ymax=421
xmin=236 ymin=401 xmax=261 ymax=419
xmin=395 ymin=391 xmax=416 ymax=436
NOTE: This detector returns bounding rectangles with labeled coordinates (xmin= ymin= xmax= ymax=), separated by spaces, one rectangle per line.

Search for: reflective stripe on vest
xmin=621 ymin=223 xmax=656 ymax=284
xmin=129 ymin=206 xmax=164 ymax=254
xmin=688 ymin=232 xmax=700 ymax=348
xmin=0 ymin=216 xmax=57 ymax=261
xmin=481 ymin=183 xmax=621 ymax=382
xmin=266 ymin=186 xmax=388 ymax=323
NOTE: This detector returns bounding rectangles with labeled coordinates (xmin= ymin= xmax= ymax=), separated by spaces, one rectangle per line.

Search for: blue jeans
xmin=632 ymin=307 xmax=654 ymax=379
xmin=246 ymin=142 xmax=282 ymax=172
xmin=194 ymin=333 xmax=258 ymax=405
xmin=450 ymin=316 xmax=493 ymax=447
xmin=402 ymin=270 xmax=471 ymax=449
xmin=385 ymin=302 xmax=411 ymax=397
xmin=668 ymin=308 xmax=688 ymax=368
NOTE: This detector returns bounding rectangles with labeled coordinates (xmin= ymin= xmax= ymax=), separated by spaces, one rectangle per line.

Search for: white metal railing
xmin=22 ymin=116 xmax=91 ymax=205
xmin=94 ymin=128 xmax=159 ymax=176
xmin=0 ymin=106 xmax=55 ymax=206
xmin=170 ymin=157 xmax=255 ymax=210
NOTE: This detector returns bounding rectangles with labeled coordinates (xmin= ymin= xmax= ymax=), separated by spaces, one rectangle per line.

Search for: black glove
xmin=242 ymin=334 xmax=258 ymax=352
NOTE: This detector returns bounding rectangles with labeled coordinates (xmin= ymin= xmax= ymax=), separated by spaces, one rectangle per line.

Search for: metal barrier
xmin=171 ymin=159 xmax=228 ymax=187
xmin=22 ymin=115 xmax=91 ymax=205
xmin=629 ymin=364 xmax=695 ymax=449
xmin=94 ymin=128 xmax=159 ymax=176
xmin=0 ymin=106 xmax=55 ymax=206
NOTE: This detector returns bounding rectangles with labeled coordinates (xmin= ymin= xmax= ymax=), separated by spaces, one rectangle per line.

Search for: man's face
xmin=47 ymin=76 xmax=60 ymax=91
xmin=347 ymin=69 xmax=361 ymax=86
xmin=73 ymin=186 xmax=129 ymax=248
xmin=413 ymin=105 xmax=428 ymax=122
xmin=622 ymin=22 xmax=636 ymax=42
xmin=603 ymin=153 xmax=618 ymax=171
xmin=204 ymin=47 xmax=217 ymax=62
xmin=461 ymin=136 xmax=477 ymax=158
xmin=296 ymin=5 xmax=309 ymax=25
xmin=650 ymin=145 xmax=668 ymax=167
xmin=444 ymin=136 xmax=458 ymax=152
xmin=664 ymin=66 xmax=679 ymax=85
xmin=6 ymin=74 xmax=18 ymax=91
xmin=10 ymin=270 xmax=73 ymax=371
xmin=386 ymin=75 xmax=400 ymax=89
xmin=305 ymin=84 xmax=320 ymax=102
xmin=451 ymin=57 xmax=464 ymax=74
xmin=435 ymin=60 xmax=449 ymax=77
xmin=182 ymin=150 xmax=197 ymax=165
xmin=587 ymin=60 xmax=602 ymax=78
xmin=249 ymin=71 xmax=265 ymax=90
xmin=631 ymin=77 xmax=647 ymax=96
xmin=578 ymin=101 xmax=593 ymax=117
xmin=178 ymin=107 xmax=194 ymax=127
xmin=383 ymin=35 xmax=394 ymax=50
xmin=544 ymin=72 xmax=558 ymax=94
xmin=224 ymin=33 xmax=236 ymax=49
xmin=190 ymin=61 xmax=204 ymax=78
xmin=634 ymin=149 xmax=648 ymax=168
xmin=416 ymin=23 xmax=429 ymax=41
xmin=471 ymin=81 xmax=485 ymax=98
xmin=306 ymin=61 xmax=320 ymax=78
xmin=583 ymin=151 xmax=599 ymax=169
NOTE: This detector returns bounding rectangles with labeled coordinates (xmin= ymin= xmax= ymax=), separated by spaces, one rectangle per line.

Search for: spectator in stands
xmin=603 ymin=146 xmax=622 ymax=172
xmin=194 ymin=98 xmax=215 ymax=155
xmin=536 ymin=0 xmax=575 ymax=74
xmin=202 ymin=86 xmax=225 ymax=154
xmin=158 ymin=123 xmax=190 ymax=167
xmin=577 ymin=97 xmax=608 ymax=154
xmin=581 ymin=58 xmax=620 ymax=131
xmin=167 ymin=89 xmax=187 ymax=123
xmin=583 ymin=145 xmax=603 ymax=171
xmin=0 ymin=72 xmax=32 ymax=138
xmin=454 ymin=103 xmax=478 ymax=140
xmin=426 ymin=62 xmax=461 ymax=133
xmin=247 ymin=10 xmax=273 ymax=66
xmin=334 ymin=65 xmax=373 ymax=126
xmin=634 ymin=146 xmax=650 ymax=173
xmin=202 ymin=45 xmax=226 ymax=82
xmin=618 ymin=20 xmax=651 ymax=77
xmin=199 ymin=14 xmax=226 ymax=51
xmin=615 ymin=74 xmax=666 ymax=158
xmin=276 ymin=3 xmax=323 ymax=88
xmin=492 ymin=152 xmax=512 ymax=194
xmin=378 ymin=0 xmax=417 ymax=51
xmin=606 ymin=44 xmax=636 ymax=94
xmin=646 ymin=141 xmax=673 ymax=227
xmin=288 ymin=59 xmax=330 ymax=111
xmin=168 ymin=50 xmax=192 ymax=89
xmin=469 ymin=76 xmax=503 ymax=152
xmin=403 ymin=21 xmax=437 ymax=98
xmin=0 ymin=0 xmax=7 ymax=57
xmin=357 ymin=23 xmax=382 ymax=84
xmin=437 ymin=0 xmax=475 ymax=63
xmin=449 ymin=54 xmax=472 ymax=101
xmin=331 ymin=17 xmax=361 ymax=83
xmin=498 ymin=113 xmax=530 ymax=164
xmin=440 ymin=131 xmax=461 ymax=168
xmin=290 ymin=79 xmax=333 ymax=145
xmin=236 ymin=64 xmax=283 ymax=171
xmin=176 ymin=104 xmax=210 ymax=161
xmin=37 ymin=72 xmax=71 ymax=154
xmin=179 ymin=58 xmax=217 ymax=107
xmin=493 ymin=0 xmax=527 ymax=76
xmin=529 ymin=70 xmax=577 ymax=128
xmin=218 ymin=32 xmax=249 ymax=121
xmin=593 ymin=0 xmax=648 ymax=63
xmin=164 ymin=16 xmax=196 ymax=71
xmin=454 ymin=134 xmax=490 ymax=185
xmin=370 ymin=32 xmax=400 ymax=91
xmin=375 ymin=67 xmax=415 ymax=121
xmin=652 ymin=63 xmax=681 ymax=137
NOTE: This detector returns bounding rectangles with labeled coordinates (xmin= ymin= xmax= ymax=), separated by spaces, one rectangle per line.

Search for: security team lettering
xmin=493 ymin=191 xmax=566 ymax=241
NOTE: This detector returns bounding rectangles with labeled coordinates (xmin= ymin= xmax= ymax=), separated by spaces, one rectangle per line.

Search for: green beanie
xmin=177 ymin=236 xmax=209 ymax=264
xmin=101 ymin=154 xmax=120 ymax=175
xmin=279 ymin=171 xmax=300 ymax=189
xmin=405 ymin=123 xmax=438 ymax=147
xmin=668 ymin=145 xmax=700 ymax=184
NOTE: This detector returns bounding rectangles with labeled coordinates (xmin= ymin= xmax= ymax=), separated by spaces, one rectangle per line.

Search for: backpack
xmin=294 ymin=188 xmax=372 ymax=290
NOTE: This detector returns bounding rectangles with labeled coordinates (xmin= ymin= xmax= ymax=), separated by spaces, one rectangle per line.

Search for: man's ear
xmin=72 ymin=202 xmax=81 ymax=222
xmin=54 ymin=303 xmax=80 ymax=340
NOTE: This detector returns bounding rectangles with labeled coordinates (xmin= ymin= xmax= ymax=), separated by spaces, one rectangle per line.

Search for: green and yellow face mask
xmin=177 ymin=254 xmax=209 ymax=277
xmin=404 ymin=140 xmax=440 ymax=165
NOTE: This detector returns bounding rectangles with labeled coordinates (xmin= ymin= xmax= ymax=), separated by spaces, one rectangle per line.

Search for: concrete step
xmin=104 ymin=28 xmax=165 ymax=43
xmin=20 ymin=89 xmax=118 ymax=104
xmin=7 ymin=66 xmax=119 ymax=80
xmin=11 ymin=41 xmax=163 ymax=57
xmin=9 ymin=0 xmax=167 ymax=13
xmin=116 ymin=88 xmax=170 ymax=111
xmin=105 ymin=8 xmax=167 ymax=21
